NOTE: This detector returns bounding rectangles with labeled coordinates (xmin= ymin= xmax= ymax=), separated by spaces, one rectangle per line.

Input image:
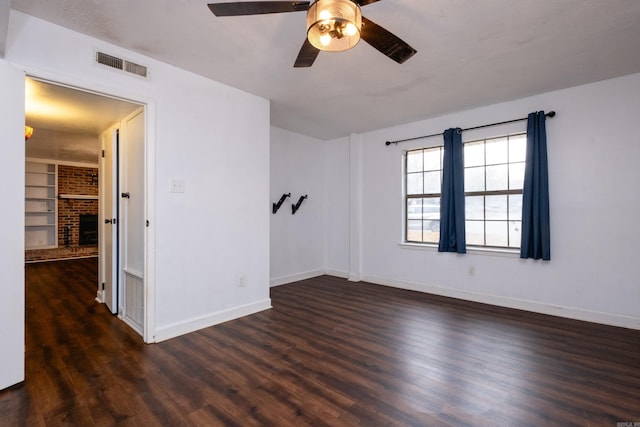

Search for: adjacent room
xmin=1 ymin=1 xmax=639 ymax=425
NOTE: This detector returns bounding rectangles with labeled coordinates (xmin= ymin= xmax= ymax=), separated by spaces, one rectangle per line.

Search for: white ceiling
xmin=10 ymin=0 xmax=640 ymax=140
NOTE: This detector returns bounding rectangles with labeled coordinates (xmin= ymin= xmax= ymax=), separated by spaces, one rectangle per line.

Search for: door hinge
xmin=101 ymin=149 xmax=105 ymax=158
xmin=101 ymin=282 xmax=105 ymax=290
xmin=121 ymin=192 xmax=130 ymax=198
xmin=146 ymin=220 xmax=150 ymax=227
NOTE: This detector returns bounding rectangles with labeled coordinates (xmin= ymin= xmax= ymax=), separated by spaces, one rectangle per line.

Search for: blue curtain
xmin=439 ymin=128 xmax=466 ymax=253
xmin=521 ymin=111 xmax=551 ymax=260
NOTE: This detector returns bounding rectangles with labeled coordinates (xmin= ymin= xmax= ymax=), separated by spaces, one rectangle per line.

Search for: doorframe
xmin=24 ymin=69 xmax=157 ymax=344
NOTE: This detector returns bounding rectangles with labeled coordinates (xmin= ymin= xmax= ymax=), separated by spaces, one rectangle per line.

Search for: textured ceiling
xmin=10 ymin=0 xmax=640 ymax=140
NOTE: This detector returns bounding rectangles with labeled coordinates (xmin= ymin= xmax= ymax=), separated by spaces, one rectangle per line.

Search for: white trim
xmin=270 ymin=269 xmax=325 ymax=287
xmin=398 ymin=242 xmax=520 ymax=258
xmin=360 ymin=274 xmax=640 ymax=330
xmin=18 ymin=66 xmax=157 ymax=344
xmin=153 ymin=299 xmax=272 ymax=343
xmin=324 ymin=268 xmax=349 ymax=279
xmin=25 ymin=255 xmax=98 ymax=263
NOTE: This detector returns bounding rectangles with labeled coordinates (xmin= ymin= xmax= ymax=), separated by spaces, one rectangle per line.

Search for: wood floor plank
xmin=1 ymin=259 xmax=639 ymax=426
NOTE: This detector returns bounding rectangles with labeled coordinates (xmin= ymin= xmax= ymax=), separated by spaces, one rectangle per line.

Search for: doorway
xmin=25 ymin=77 xmax=147 ymax=337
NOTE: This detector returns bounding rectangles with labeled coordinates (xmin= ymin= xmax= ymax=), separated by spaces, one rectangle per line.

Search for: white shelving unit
xmin=25 ymin=161 xmax=58 ymax=249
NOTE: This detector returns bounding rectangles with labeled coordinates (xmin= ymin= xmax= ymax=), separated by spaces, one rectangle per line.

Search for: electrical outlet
xmin=170 ymin=179 xmax=185 ymax=193
xmin=468 ymin=266 xmax=475 ymax=276
xmin=238 ymin=275 xmax=247 ymax=287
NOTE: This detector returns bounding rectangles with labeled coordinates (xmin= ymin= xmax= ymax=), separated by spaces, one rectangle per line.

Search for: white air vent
xmin=96 ymin=51 xmax=148 ymax=78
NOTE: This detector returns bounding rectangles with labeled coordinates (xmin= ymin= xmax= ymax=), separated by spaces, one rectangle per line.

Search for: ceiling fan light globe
xmin=307 ymin=0 xmax=362 ymax=52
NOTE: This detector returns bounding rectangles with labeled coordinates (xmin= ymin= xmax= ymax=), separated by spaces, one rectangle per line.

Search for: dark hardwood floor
xmin=1 ymin=258 xmax=639 ymax=426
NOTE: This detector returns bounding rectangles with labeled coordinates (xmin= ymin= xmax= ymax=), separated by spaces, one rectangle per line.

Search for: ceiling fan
xmin=207 ymin=0 xmax=417 ymax=67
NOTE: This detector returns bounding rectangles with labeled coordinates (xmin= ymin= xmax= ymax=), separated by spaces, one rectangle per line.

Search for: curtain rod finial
xmin=546 ymin=111 xmax=556 ymax=118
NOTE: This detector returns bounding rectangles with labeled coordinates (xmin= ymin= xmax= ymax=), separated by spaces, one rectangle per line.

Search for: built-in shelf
xmin=25 ymin=161 xmax=58 ymax=250
xmin=58 ymin=194 xmax=99 ymax=200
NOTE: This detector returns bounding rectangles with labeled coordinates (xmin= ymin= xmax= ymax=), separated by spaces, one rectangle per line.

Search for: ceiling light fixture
xmin=306 ymin=0 xmax=362 ymax=52
xmin=25 ymin=126 xmax=34 ymax=141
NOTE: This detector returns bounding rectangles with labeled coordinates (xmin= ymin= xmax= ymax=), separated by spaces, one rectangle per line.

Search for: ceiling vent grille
xmin=96 ymin=51 xmax=148 ymax=78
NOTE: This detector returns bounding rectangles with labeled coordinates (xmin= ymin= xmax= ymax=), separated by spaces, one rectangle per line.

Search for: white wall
xmin=270 ymin=128 xmax=351 ymax=284
xmin=0 ymin=60 xmax=25 ymax=390
xmin=323 ymin=136 xmax=350 ymax=277
xmin=5 ymin=11 xmax=271 ymax=344
xmin=330 ymin=73 xmax=640 ymax=329
xmin=270 ymin=127 xmax=326 ymax=285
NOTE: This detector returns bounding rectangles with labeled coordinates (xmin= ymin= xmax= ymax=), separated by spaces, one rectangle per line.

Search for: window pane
xmin=486 ymin=221 xmax=508 ymax=247
xmin=407 ymin=150 xmax=423 ymax=173
xmin=509 ymin=162 xmax=525 ymax=190
xmin=465 ymin=166 xmax=485 ymax=192
xmin=422 ymin=220 xmax=439 ymax=242
xmin=407 ymin=173 xmax=423 ymax=195
xmin=423 ymin=148 xmax=441 ymax=171
xmin=486 ymin=137 xmax=508 ymax=165
xmin=486 ymin=195 xmax=507 ymax=220
xmin=407 ymin=220 xmax=422 ymax=242
xmin=424 ymin=171 xmax=441 ymax=194
xmin=465 ymin=196 xmax=484 ymax=220
xmin=509 ymin=194 xmax=522 ymax=221
xmin=486 ymin=164 xmax=508 ymax=191
xmin=509 ymin=221 xmax=521 ymax=248
xmin=423 ymin=197 xmax=440 ymax=219
xmin=407 ymin=198 xmax=422 ymax=220
xmin=466 ymin=220 xmax=484 ymax=245
xmin=465 ymin=142 xmax=484 ymax=167
xmin=509 ymin=135 xmax=527 ymax=162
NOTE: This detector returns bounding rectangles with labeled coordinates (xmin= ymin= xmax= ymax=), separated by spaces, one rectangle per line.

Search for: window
xmin=405 ymin=146 xmax=443 ymax=243
xmin=404 ymin=133 xmax=526 ymax=249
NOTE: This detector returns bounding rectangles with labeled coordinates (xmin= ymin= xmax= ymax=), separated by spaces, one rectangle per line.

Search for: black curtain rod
xmin=385 ymin=111 xmax=556 ymax=146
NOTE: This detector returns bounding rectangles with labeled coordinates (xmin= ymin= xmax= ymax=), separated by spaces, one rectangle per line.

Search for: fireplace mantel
xmin=58 ymin=194 xmax=99 ymax=200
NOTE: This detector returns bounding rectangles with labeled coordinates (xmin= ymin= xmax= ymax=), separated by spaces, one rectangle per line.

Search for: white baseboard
xmin=324 ymin=269 xmax=349 ymax=279
xmin=152 ymin=299 xmax=272 ymax=342
xmin=270 ymin=269 xmax=325 ymax=287
xmin=360 ymin=274 xmax=640 ymax=330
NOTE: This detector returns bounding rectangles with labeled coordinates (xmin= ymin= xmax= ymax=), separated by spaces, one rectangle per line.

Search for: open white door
xmin=1 ymin=61 xmax=26 ymax=390
xmin=119 ymin=108 xmax=146 ymax=335
xmin=99 ymin=125 xmax=118 ymax=314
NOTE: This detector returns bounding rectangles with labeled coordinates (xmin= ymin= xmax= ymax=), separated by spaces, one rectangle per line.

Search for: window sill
xmin=398 ymin=242 xmax=520 ymax=258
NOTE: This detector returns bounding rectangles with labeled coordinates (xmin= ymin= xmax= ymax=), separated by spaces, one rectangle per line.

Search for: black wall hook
xmin=292 ymin=195 xmax=308 ymax=215
xmin=272 ymin=193 xmax=291 ymax=214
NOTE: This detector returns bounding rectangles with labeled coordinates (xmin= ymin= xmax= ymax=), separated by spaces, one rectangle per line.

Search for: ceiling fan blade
xmin=355 ymin=0 xmax=381 ymax=6
xmin=294 ymin=38 xmax=320 ymax=68
xmin=208 ymin=1 xmax=310 ymax=16
xmin=360 ymin=16 xmax=417 ymax=64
